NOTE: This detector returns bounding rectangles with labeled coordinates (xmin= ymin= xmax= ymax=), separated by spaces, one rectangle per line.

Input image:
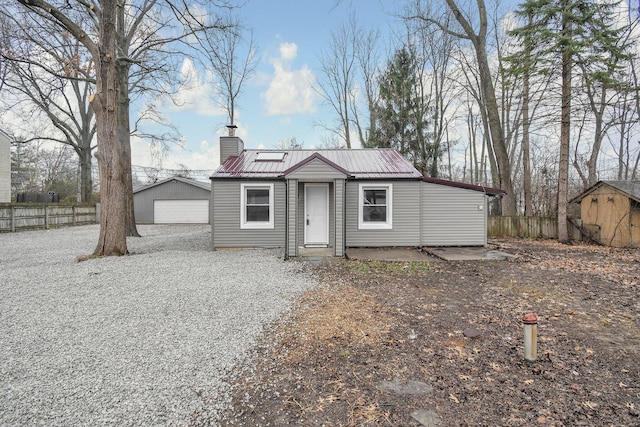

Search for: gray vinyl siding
xmin=345 ymin=180 xmax=421 ymax=247
xmin=219 ymin=136 xmax=244 ymax=164
xmin=134 ymin=181 xmax=210 ymax=224
xmin=334 ymin=179 xmax=345 ymax=256
xmin=287 ymin=179 xmax=298 ymax=257
xmin=421 ymin=182 xmax=487 ymax=246
xmin=296 ymin=182 xmax=335 ymax=249
xmin=285 ymin=158 xmax=347 ymax=181
xmin=211 ymin=179 xmax=286 ymax=249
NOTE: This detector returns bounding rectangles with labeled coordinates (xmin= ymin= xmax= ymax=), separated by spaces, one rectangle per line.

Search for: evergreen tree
xmin=370 ymin=46 xmax=440 ymax=175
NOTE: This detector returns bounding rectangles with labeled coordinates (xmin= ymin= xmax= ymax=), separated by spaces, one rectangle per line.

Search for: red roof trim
xmin=281 ymin=152 xmax=351 ymax=177
xmin=422 ymin=176 xmax=506 ymax=196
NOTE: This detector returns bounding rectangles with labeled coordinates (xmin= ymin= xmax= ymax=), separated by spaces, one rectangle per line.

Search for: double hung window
xmin=241 ymin=183 xmax=274 ymax=229
xmin=358 ymin=183 xmax=392 ymax=229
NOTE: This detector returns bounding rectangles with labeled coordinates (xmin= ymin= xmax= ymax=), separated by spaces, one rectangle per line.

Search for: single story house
xmin=210 ymin=135 xmax=505 ymax=257
xmin=571 ymin=180 xmax=640 ymax=248
xmin=0 ymin=129 xmax=10 ymax=203
xmin=134 ymin=176 xmax=211 ymax=224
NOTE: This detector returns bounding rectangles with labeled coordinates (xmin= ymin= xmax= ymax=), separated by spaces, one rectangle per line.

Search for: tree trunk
xmin=116 ymin=1 xmax=140 ymax=237
xmin=443 ymin=0 xmax=516 ymax=214
xmin=117 ymin=66 xmax=140 ymax=237
xmin=475 ymin=42 xmax=516 ymax=214
xmin=521 ymin=15 xmax=533 ymax=216
xmin=557 ymin=11 xmax=572 ymax=244
xmin=522 ymin=64 xmax=533 ymax=216
xmin=585 ymin=84 xmax=606 ymax=187
xmin=92 ymin=0 xmax=127 ymax=256
xmin=79 ymin=147 xmax=93 ymax=203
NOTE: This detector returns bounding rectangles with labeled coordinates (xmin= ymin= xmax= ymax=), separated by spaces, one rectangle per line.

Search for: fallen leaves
xmin=217 ymin=238 xmax=640 ymax=427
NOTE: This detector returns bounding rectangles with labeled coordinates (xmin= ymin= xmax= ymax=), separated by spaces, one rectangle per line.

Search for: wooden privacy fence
xmin=0 ymin=204 xmax=97 ymax=232
xmin=488 ymin=216 xmax=583 ymax=240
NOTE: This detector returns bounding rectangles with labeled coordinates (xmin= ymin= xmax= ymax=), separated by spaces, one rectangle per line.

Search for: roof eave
xmin=422 ymin=176 xmax=506 ymax=196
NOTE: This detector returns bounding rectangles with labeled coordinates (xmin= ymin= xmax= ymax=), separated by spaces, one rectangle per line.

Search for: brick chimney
xmin=219 ymin=125 xmax=244 ymax=165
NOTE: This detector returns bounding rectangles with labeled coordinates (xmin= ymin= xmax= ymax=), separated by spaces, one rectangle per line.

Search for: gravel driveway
xmin=0 ymin=225 xmax=317 ymax=426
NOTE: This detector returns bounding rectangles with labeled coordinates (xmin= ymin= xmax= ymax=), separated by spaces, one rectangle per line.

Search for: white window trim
xmin=358 ymin=183 xmax=393 ymax=230
xmin=240 ymin=183 xmax=274 ymax=229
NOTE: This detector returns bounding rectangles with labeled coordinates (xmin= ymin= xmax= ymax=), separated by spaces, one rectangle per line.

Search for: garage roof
xmin=134 ymin=176 xmax=210 ymax=193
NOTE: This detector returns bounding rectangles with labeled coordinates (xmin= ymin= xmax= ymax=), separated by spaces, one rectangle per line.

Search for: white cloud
xmin=131 ymin=134 xmax=221 ymax=172
xmin=166 ymin=139 xmax=221 ymax=170
xmin=130 ymin=134 xmax=159 ymax=167
xmin=163 ymin=58 xmax=225 ymax=117
xmin=279 ymin=42 xmax=298 ymax=61
xmin=263 ymin=42 xmax=318 ymax=116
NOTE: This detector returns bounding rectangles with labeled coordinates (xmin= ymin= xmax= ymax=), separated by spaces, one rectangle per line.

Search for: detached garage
xmin=134 ymin=176 xmax=211 ymax=224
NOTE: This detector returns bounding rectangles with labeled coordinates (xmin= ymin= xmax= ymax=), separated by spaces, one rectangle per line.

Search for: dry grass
xmin=218 ymin=241 xmax=640 ymax=426
xmin=285 ymin=283 xmax=391 ymax=359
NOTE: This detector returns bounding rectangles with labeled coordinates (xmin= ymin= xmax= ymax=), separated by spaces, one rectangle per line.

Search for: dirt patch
xmin=214 ymin=239 xmax=639 ymax=426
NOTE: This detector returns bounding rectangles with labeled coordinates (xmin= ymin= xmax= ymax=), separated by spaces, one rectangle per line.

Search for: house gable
xmin=283 ymin=154 xmax=349 ymax=181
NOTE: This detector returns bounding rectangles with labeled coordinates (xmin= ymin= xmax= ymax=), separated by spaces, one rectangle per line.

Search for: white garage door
xmin=153 ymin=200 xmax=209 ymax=224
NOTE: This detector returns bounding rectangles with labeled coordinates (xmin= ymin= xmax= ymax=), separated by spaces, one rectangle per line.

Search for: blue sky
xmin=130 ymin=0 xmax=400 ymax=172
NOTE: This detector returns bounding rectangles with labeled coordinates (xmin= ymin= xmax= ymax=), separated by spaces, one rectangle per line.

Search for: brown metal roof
xmin=422 ymin=176 xmax=506 ymax=196
xmin=211 ymin=148 xmax=423 ymax=179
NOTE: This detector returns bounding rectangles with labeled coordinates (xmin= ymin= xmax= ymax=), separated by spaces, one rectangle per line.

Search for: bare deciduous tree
xmin=196 ymin=12 xmax=257 ymax=127
xmin=315 ymin=15 xmax=360 ymax=148
xmin=0 ymin=16 xmax=96 ymax=203
xmin=352 ymin=25 xmax=382 ymax=148
xmin=410 ymin=0 xmax=517 ymax=215
xmin=9 ymin=0 xmax=236 ymax=255
xmin=406 ymin=12 xmax=460 ymax=177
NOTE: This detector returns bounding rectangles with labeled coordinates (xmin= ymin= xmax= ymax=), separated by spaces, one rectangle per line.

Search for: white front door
xmin=305 ymin=184 xmax=329 ymax=245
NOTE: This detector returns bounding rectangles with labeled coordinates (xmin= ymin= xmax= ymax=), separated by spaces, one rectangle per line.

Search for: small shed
xmin=0 ymin=130 xmax=10 ymax=203
xmin=571 ymin=180 xmax=640 ymax=247
xmin=133 ymin=176 xmax=211 ymax=224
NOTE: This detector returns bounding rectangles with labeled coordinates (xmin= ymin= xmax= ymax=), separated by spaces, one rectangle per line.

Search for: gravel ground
xmin=0 ymin=225 xmax=318 ymax=426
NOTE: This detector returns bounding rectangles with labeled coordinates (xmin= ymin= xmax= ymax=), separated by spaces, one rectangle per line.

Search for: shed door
xmin=154 ymin=200 xmax=209 ymax=224
xmin=305 ymin=184 xmax=329 ymax=245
